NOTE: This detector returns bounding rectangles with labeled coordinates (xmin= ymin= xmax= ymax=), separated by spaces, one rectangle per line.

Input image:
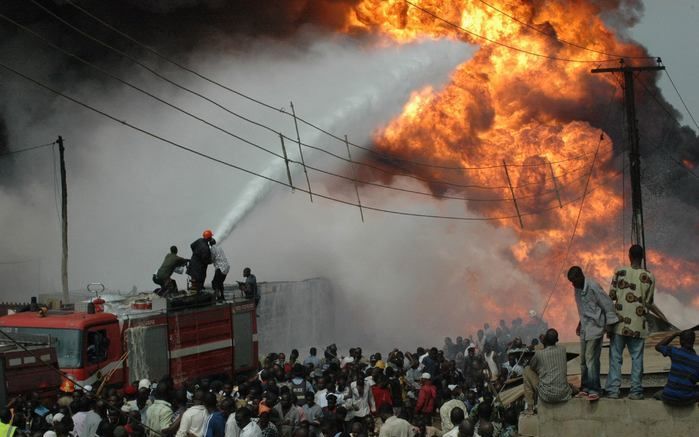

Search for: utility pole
xmin=57 ymin=136 xmax=69 ymax=304
xmin=591 ymin=60 xmax=664 ymax=268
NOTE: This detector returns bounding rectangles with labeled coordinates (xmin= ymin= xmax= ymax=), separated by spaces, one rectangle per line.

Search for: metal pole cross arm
xmin=503 ymin=161 xmax=524 ymax=229
xmin=289 ymin=102 xmax=313 ymax=202
xmin=344 ymin=135 xmax=365 ymax=223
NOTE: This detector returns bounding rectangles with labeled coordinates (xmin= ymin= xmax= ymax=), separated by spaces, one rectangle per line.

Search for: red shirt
xmin=415 ymin=383 xmax=436 ymax=414
xmin=371 ymin=386 xmax=393 ymax=411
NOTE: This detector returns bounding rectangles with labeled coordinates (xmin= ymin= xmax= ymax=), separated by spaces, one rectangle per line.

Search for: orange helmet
xmin=60 ymin=379 xmax=75 ymax=393
xmin=202 ymin=229 xmax=213 ymax=239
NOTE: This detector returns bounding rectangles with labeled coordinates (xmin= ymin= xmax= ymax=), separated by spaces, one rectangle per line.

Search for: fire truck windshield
xmin=1 ymin=327 xmax=82 ymax=368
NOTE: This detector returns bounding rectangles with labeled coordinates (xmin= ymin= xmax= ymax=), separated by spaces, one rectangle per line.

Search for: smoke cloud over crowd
xmin=0 ymin=0 xmax=697 ymax=346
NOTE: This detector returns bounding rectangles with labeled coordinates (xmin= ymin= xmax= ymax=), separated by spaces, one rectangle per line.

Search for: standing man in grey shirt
xmin=567 ymin=266 xmax=619 ymax=401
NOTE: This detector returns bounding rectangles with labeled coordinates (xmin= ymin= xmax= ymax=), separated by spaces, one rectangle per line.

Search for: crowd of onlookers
xmin=4 ymin=245 xmax=697 ymax=437
xmin=0 ymin=315 xmax=549 ymax=437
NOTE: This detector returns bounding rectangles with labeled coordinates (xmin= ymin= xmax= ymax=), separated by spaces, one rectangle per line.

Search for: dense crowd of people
xmin=2 ymin=244 xmax=697 ymax=437
xmin=0 ymin=314 xmax=547 ymax=437
xmin=3 ymin=319 xmax=698 ymax=437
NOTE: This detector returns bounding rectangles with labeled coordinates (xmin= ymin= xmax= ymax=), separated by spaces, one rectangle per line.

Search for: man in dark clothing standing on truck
xmin=240 ymin=267 xmax=259 ymax=306
xmin=153 ymin=246 xmax=188 ymax=296
xmin=188 ymin=230 xmax=213 ymax=292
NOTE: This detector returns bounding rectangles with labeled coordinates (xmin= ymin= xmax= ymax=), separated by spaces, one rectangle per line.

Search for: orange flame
xmin=682 ymin=159 xmax=696 ymax=170
xmin=338 ymin=0 xmax=696 ymax=337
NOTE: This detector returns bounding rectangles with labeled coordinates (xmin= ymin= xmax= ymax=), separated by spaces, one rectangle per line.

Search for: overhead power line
xmin=537 ymin=83 xmax=621 ymax=319
xmin=0 ymin=60 xmax=613 ymax=223
xmin=402 ymin=0 xmax=619 ymax=64
xmin=305 ymin=159 xmax=593 ymax=202
xmin=539 ymin=133 xmax=605 ymax=318
xmin=476 ymin=0 xmax=655 ymax=60
xmin=0 ymin=141 xmax=55 ymax=158
xmin=664 ymin=67 xmax=699 ymax=133
xmin=19 ymin=4 xmax=286 ymax=159
xmin=3 ymin=9 xmax=598 ymax=198
xmin=495 ymin=132 xmax=620 ymax=406
xmin=0 ymin=328 xmax=165 ymax=436
xmin=0 ymin=259 xmax=35 ymax=265
xmin=293 ymin=133 xmax=596 ymax=190
xmin=61 ymin=0 xmax=605 ymax=173
xmin=1 ymin=13 xmax=593 ymax=205
xmin=637 ymin=131 xmax=699 ymax=180
xmin=634 ymin=75 xmax=699 ymax=179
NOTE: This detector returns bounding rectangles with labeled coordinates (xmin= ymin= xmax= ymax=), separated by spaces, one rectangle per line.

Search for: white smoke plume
xmin=213 ymin=37 xmax=472 ymax=241
xmin=230 ymin=180 xmax=545 ymax=350
xmin=0 ymin=33 xmax=470 ymax=309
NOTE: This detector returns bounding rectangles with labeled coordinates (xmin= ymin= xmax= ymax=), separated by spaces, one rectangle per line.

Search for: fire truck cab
xmin=0 ymin=294 xmax=258 ymax=387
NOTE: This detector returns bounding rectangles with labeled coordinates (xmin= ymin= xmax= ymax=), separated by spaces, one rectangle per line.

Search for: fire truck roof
xmin=0 ymin=311 xmax=118 ymax=330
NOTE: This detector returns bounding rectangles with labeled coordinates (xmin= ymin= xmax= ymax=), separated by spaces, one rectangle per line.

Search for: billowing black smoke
xmin=0 ymin=0 xmax=360 ymax=182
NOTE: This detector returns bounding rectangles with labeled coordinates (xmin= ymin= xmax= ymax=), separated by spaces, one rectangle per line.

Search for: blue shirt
xmin=657 ymin=345 xmax=699 ymax=403
xmin=205 ymin=411 xmax=226 ymax=437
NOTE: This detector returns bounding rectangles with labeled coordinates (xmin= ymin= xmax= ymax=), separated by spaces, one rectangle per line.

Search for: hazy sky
xmin=631 ymin=0 xmax=699 ymax=132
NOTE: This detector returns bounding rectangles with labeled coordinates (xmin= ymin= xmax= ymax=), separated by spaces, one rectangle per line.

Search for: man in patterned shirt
xmin=605 ymin=245 xmax=657 ymax=399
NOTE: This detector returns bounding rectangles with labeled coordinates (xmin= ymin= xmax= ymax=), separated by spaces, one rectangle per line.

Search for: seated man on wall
xmin=655 ymin=327 xmax=699 ymax=406
xmin=522 ymin=328 xmax=573 ymax=414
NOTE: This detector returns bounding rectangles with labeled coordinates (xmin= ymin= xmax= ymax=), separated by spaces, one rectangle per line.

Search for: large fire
xmin=336 ymin=0 xmax=697 ymax=336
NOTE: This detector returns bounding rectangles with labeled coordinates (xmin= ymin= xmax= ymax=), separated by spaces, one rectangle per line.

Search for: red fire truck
xmin=0 ymin=332 xmax=61 ymax=405
xmin=0 ymin=294 xmax=258 ymax=387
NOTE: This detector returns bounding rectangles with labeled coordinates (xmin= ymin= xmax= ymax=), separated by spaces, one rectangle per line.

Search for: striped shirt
xmin=529 ymin=345 xmax=572 ymax=403
xmin=657 ymin=345 xmax=699 ymax=403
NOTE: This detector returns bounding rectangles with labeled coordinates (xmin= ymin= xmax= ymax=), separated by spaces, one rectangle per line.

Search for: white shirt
xmin=418 ymin=353 xmax=429 ymax=371
xmin=176 ymin=405 xmax=208 ymax=437
xmin=331 ymin=391 xmax=346 ymax=406
xmin=240 ymin=422 xmax=262 ymax=437
xmin=210 ymin=245 xmax=230 ymax=274
xmin=484 ymin=351 xmax=499 ymax=380
xmin=224 ymin=417 xmax=262 ymax=437
xmin=315 ymin=389 xmax=329 ymax=408
xmin=379 ymin=416 xmax=415 ymax=437
xmin=72 ymin=411 xmax=87 ymax=437
xmin=225 ymin=414 xmax=237 ymax=437
xmin=346 ymin=381 xmax=375 ymax=419
xmin=439 ymin=399 xmax=467 ymax=432
xmin=443 ymin=426 xmax=460 ymax=437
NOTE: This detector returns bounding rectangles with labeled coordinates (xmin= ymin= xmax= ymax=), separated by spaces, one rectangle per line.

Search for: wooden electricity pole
xmin=57 ymin=136 xmax=69 ymax=304
xmin=591 ymin=61 xmax=664 ymax=268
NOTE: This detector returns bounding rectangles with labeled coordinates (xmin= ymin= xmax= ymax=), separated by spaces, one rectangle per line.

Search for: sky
xmin=630 ymin=0 xmax=699 ymax=131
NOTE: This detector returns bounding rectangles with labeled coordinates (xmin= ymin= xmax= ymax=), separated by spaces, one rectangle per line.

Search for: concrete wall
xmin=256 ymin=278 xmax=334 ymax=355
xmin=519 ymin=398 xmax=699 ymax=437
